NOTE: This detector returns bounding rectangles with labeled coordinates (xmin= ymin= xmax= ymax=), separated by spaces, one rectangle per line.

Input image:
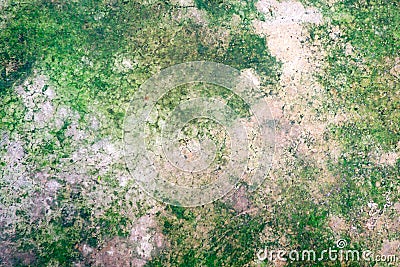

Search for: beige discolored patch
xmin=226 ymin=186 xmax=254 ymax=214
xmin=253 ymin=0 xmax=340 ymax=203
xmin=394 ymin=203 xmax=400 ymax=213
xmin=389 ymin=57 xmax=400 ymax=78
xmin=170 ymin=0 xmax=195 ymax=7
xmin=173 ymin=4 xmax=208 ymax=26
xmin=253 ymin=0 xmax=327 ymax=154
xmin=90 ymin=209 xmax=167 ymax=267
xmin=377 ymin=151 xmax=399 ymax=166
xmin=15 ymin=74 xmax=56 ymax=129
xmin=381 ymin=240 xmax=400 ymax=257
xmin=387 ymin=203 xmax=400 ymax=232
xmin=273 ymin=259 xmax=288 ymax=267
xmin=370 ymin=142 xmax=400 ymax=167
xmin=328 ymin=215 xmax=348 ymax=233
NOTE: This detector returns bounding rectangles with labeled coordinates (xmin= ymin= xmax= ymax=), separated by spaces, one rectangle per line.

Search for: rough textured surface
xmin=0 ymin=0 xmax=398 ymax=266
